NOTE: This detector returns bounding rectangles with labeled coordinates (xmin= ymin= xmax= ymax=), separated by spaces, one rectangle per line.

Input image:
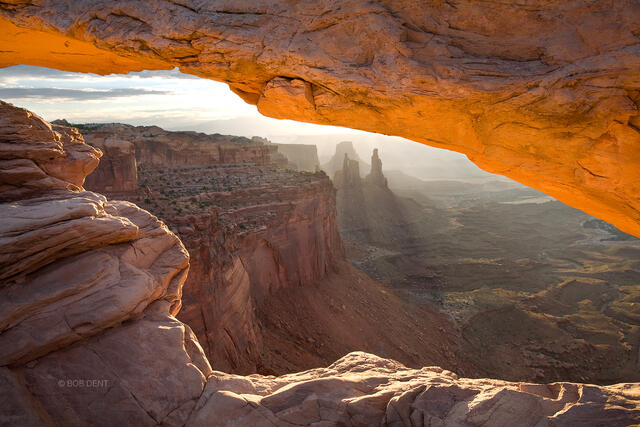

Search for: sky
xmin=0 ymin=65 xmax=493 ymax=179
xmin=0 ymin=65 xmax=369 ymax=138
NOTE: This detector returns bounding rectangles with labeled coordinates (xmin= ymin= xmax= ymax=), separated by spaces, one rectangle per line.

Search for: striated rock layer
xmin=1 ymin=103 xmax=639 ymax=425
xmin=0 ymin=101 xmax=207 ymax=425
xmin=79 ymin=123 xmax=464 ymax=377
xmin=323 ymin=141 xmax=369 ymax=179
xmin=1 ymin=1 xmax=640 ymax=237
xmin=80 ymin=122 xmax=280 ymax=195
xmin=79 ymin=123 xmax=344 ymax=373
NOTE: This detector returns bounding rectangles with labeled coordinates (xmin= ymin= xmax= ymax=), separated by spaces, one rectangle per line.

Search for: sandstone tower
xmin=365 ymin=148 xmax=388 ymax=188
xmin=333 ymin=153 xmax=362 ymax=189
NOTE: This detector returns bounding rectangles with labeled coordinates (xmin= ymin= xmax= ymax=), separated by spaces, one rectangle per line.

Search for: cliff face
xmin=2 ymin=1 xmax=639 ymax=237
xmin=82 ymin=123 xmax=275 ymax=169
xmin=1 ymin=101 xmax=639 ymax=425
xmin=81 ymin=124 xmax=345 ymax=373
xmin=168 ymin=210 xmax=264 ymax=374
xmin=82 ymin=138 xmax=137 ymax=193
xmin=174 ymin=172 xmax=345 ymax=374
xmin=271 ymin=143 xmax=320 ymax=172
xmin=322 ymin=141 xmax=368 ymax=178
xmin=0 ymin=101 xmax=212 ymax=426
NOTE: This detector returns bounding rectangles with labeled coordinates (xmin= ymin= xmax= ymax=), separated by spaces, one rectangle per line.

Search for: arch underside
xmin=1 ymin=0 xmax=639 ymax=236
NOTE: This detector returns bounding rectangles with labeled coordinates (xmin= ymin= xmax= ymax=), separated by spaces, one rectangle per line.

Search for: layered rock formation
xmin=78 ymin=124 xmax=466 ymax=377
xmin=322 ymin=141 xmax=368 ymax=179
xmin=77 ymin=123 xmax=342 ymax=373
xmin=1 ymin=102 xmax=639 ymax=425
xmin=269 ymin=143 xmax=320 ymax=172
xmin=0 ymin=101 xmax=210 ymax=426
xmin=82 ymin=123 xmax=276 ymax=170
xmin=366 ymin=148 xmax=388 ymax=188
xmin=81 ymin=137 xmax=137 ymax=193
xmin=1 ymin=1 xmax=639 ymax=237
xmin=169 ymin=168 xmax=345 ymax=374
xmin=79 ymin=123 xmax=285 ymax=196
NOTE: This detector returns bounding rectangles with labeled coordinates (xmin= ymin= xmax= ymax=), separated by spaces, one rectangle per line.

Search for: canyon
xmin=77 ymin=121 xmax=462 ymax=376
xmin=331 ymin=144 xmax=640 ymax=385
xmin=2 ymin=101 xmax=638 ymax=425
xmin=1 ymin=1 xmax=640 ymax=425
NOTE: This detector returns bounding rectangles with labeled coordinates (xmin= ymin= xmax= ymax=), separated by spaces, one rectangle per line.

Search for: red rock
xmin=83 ymin=138 xmax=137 ymax=193
xmin=0 ymin=101 xmax=101 ymax=201
xmin=1 ymin=98 xmax=638 ymax=427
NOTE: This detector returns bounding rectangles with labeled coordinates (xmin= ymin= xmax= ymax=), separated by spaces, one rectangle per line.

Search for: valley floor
xmin=258 ymin=260 xmax=467 ymax=376
xmin=341 ymin=176 xmax=640 ymax=384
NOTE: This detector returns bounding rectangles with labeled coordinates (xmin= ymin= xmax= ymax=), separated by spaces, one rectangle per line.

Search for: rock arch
xmin=1 ymin=1 xmax=639 ymax=235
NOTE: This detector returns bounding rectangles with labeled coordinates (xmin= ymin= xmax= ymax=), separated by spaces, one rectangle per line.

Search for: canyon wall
xmin=1 ymin=101 xmax=639 ymax=425
xmin=81 ymin=125 xmax=471 ymax=377
xmin=82 ymin=138 xmax=137 ymax=193
xmin=1 ymin=1 xmax=639 ymax=237
xmin=80 ymin=123 xmax=280 ymax=195
xmin=175 ymin=175 xmax=344 ymax=374
xmin=83 ymin=123 xmax=276 ymax=169
xmin=80 ymin=124 xmax=344 ymax=374
xmin=270 ymin=143 xmax=320 ymax=172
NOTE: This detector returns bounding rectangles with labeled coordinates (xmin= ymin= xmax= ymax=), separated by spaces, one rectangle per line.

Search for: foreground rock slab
xmin=188 ymin=352 xmax=640 ymax=427
xmin=1 ymin=1 xmax=639 ymax=238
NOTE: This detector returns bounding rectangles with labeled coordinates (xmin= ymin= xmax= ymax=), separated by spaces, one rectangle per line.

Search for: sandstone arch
xmin=1 ymin=1 xmax=639 ymax=236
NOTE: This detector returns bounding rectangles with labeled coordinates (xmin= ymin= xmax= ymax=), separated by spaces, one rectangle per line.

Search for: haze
xmin=0 ymin=64 xmax=493 ymax=181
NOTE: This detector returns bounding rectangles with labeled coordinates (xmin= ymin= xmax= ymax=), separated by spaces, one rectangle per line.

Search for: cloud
xmin=0 ymin=87 xmax=171 ymax=101
xmin=0 ymin=65 xmax=199 ymax=80
xmin=0 ymin=65 xmax=80 ymax=79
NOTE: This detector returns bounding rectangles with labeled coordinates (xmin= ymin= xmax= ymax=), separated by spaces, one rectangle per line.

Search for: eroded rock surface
xmin=189 ymin=352 xmax=640 ymax=427
xmin=1 ymin=102 xmax=639 ymax=425
xmin=78 ymin=123 xmax=463 ymax=378
xmin=78 ymin=123 xmax=344 ymax=373
xmin=0 ymin=102 xmax=205 ymax=425
xmin=1 ymin=1 xmax=639 ymax=237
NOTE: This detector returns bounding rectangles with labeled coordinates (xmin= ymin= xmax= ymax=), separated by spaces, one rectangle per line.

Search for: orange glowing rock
xmin=0 ymin=2 xmax=639 ymax=237
xmin=0 ymin=17 xmax=170 ymax=74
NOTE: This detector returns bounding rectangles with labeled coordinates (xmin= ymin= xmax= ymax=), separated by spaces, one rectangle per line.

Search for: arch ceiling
xmin=1 ymin=1 xmax=639 ymax=236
